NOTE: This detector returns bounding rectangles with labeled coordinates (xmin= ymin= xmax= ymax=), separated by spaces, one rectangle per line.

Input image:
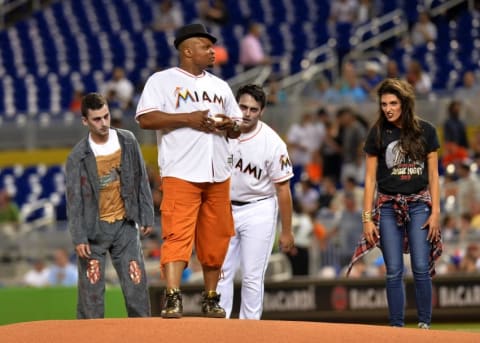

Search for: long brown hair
xmin=373 ymin=78 xmax=425 ymax=161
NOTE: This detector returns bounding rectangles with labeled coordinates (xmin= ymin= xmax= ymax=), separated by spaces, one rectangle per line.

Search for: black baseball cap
xmin=174 ymin=23 xmax=217 ymax=49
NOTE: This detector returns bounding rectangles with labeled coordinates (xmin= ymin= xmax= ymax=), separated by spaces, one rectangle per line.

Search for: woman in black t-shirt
xmin=354 ymin=78 xmax=441 ymax=329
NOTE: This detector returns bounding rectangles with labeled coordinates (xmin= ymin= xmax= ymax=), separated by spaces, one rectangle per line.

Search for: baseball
xmin=213 ymin=116 xmax=223 ymax=122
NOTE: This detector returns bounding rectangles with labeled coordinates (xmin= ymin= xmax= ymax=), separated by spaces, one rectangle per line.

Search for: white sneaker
xmin=418 ymin=322 xmax=430 ymax=329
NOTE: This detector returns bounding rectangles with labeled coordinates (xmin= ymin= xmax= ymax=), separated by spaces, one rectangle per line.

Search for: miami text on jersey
xmin=235 ymin=158 xmax=262 ymax=180
xmin=174 ymin=87 xmax=225 ymax=109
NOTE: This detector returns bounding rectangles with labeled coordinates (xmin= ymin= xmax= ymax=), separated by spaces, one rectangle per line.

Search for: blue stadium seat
xmin=0 ymin=164 xmax=67 ymax=222
xmin=270 ymin=0 xmax=287 ymax=23
xmin=265 ymin=24 xmax=285 ymax=57
xmin=0 ymin=84 xmax=4 ymax=115
xmin=403 ymin=0 xmax=420 ymax=26
xmin=246 ymin=0 xmax=265 ymax=23
xmin=225 ymin=0 xmax=246 ymax=25
xmin=380 ymin=0 xmax=400 ymax=16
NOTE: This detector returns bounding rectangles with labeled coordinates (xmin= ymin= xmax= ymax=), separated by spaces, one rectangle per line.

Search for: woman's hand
xmin=423 ymin=212 xmax=440 ymax=243
xmin=363 ymin=221 xmax=380 ymax=245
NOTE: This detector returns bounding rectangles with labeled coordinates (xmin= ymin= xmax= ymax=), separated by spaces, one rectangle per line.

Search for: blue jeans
xmin=379 ymin=201 xmax=432 ymax=327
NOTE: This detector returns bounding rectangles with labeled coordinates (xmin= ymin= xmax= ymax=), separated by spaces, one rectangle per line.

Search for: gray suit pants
xmin=76 ymin=219 xmax=151 ymax=318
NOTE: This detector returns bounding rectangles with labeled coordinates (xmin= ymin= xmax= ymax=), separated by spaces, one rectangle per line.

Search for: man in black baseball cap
xmin=174 ymin=23 xmax=217 ymax=49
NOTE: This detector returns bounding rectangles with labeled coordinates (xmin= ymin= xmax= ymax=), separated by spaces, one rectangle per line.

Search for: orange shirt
xmin=96 ymin=149 xmax=125 ymax=222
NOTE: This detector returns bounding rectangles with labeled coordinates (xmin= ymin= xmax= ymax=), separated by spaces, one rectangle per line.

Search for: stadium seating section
xmin=0 ymin=0 xmax=477 ymax=222
xmin=0 ymin=0 xmax=476 ymax=121
xmin=0 ymin=164 xmax=66 ymax=222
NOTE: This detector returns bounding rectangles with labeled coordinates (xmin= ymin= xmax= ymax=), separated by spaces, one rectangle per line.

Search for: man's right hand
xmin=190 ymin=110 xmax=215 ymax=133
xmin=75 ymin=243 xmax=91 ymax=259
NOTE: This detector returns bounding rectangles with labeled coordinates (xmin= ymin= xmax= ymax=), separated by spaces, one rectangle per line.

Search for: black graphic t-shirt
xmin=364 ymin=119 xmax=439 ymax=195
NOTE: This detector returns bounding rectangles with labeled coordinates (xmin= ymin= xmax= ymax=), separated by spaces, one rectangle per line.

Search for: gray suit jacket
xmin=65 ymin=128 xmax=154 ymax=245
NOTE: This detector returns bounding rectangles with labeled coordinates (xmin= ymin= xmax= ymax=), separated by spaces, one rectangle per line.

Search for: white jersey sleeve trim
xmin=136 ymin=107 xmax=160 ymax=117
xmin=272 ymin=173 xmax=294 ymax=183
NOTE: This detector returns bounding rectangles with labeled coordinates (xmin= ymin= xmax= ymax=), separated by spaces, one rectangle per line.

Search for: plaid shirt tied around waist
xmin=346 ymin=189 xmax=443 ymax=277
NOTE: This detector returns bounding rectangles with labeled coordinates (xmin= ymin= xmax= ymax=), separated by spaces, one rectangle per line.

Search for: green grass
xmin=0 ymin=286 xmax=127 ymax=325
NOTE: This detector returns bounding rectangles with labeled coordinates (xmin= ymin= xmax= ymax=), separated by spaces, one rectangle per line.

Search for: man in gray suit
xmin=66 ymin=92 xmax=154 ymax=318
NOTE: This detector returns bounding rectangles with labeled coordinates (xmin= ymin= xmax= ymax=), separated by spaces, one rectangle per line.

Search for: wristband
xmin=232 ymin=121 xmax=240 ymax=132
xmin=362 ymin=211 xmax=372 ymax=223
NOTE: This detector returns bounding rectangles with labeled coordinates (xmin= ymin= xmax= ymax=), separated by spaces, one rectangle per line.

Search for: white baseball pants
xmin=217 ymin=196 xmax=278 ymax=319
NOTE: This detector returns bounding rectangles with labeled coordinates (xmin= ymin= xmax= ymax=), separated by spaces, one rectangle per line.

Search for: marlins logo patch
xmin=280 ymin=155 xmax=292 ymax=171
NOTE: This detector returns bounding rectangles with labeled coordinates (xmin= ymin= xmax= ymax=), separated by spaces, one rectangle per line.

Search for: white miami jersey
xmin=230 ymin=121 xmax=294 ymax=202
xmin=135 ymin=67 xmax=243 ymax=183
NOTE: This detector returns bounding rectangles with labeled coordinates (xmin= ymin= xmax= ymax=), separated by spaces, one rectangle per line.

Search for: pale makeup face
xmin=238 ymin=93 xmax=263 ymax=133
xmin=82 ymin=104 xmax=110 ymax=143
xmin=380 ymin=93 xmax=402 ymax=127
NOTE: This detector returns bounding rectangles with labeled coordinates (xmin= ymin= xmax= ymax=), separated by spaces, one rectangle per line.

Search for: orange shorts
xmin=160 ymin=177 xmax=234 ymax=268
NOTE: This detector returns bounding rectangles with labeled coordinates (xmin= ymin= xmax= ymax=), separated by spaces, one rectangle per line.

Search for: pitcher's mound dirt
xmin=1 ymin=317 xmax=479 ymax=343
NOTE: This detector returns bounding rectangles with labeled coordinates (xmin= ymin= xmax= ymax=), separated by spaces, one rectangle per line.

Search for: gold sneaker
xmin=161 ymin=288 xmax=182 ymax=319
xmin=201 ymin=290 xmax=226 ymax=318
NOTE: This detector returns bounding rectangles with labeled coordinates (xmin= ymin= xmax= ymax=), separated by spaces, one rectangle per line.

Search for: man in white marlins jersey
xmin=216 ymin=84 xmax=295 ymax=319
xmin=136 ymin=23 xmax=242 ymax=319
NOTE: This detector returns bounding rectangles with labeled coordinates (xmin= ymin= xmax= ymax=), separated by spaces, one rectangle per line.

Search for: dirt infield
xmin=1 ymin=317 xmax=479 ymax=343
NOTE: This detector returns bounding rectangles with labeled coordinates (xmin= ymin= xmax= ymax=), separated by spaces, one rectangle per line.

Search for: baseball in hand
xmin=213 ymin=116 xmax=223 ymax=123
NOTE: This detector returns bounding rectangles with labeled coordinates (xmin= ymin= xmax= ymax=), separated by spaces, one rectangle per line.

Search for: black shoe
xmin=201 ymin=291 xmax=226 ymax=318
xmin=161 ymin=288 xmax=182 ymax=318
